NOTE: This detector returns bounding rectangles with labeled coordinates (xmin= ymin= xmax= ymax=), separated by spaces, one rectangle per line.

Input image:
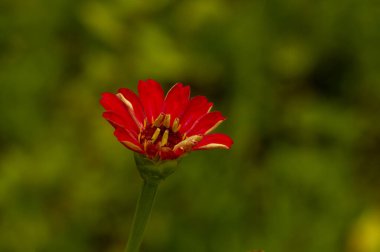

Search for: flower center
xmin=139 ymin=114 xmax=183 ymax=156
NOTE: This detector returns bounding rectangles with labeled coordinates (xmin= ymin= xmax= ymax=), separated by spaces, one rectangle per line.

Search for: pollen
xmin=172 ymin=118 xmax=181 ymax=133
xmin=163 ymin=114 xmax=171 ymax=128
xmin=161 ymin=129 xmax=169 ymax=146
xmin=153 ymin=113 xmax=164 ymax=127
xmin=143 ymin=140 xmax=148 ymax=151
xmin=151 ymin=128 xmax=161 ymax=143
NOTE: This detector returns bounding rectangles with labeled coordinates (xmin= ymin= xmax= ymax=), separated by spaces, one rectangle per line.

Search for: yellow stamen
xmin=143 ymin=140 xmax=148 ymax=152
xmin=163 ymin=114 xmax=171 ymax=128
xmin=151 ymin=128 xmax=161 ymax=143
xmin=172 ymin=118 xmax=181 ymax=133
xmin=153 ymin=113 xmax=164 ymax=127
xmin=161 ymin=129 xmax=169 ymax=146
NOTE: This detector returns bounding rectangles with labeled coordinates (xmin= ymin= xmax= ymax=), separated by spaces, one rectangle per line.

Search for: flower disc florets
xmin=139 ymin=113 xmax=194 ymax=160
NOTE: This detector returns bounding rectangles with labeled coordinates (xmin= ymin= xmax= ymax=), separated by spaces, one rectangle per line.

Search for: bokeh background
xmin=1 ymin=0 xmax=380 ymax=251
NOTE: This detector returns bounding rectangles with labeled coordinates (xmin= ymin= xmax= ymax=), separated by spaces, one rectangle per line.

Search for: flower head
xmin=100 ymin=79 xmax=233 ymax=161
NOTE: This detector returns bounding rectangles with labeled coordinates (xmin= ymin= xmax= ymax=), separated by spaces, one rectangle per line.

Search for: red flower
xmin=100 ymin=79 xmax=233 ymax=160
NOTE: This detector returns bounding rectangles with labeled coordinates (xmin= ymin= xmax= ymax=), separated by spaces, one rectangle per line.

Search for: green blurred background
xmin=1 ymin=0 xmax=380 ymax=251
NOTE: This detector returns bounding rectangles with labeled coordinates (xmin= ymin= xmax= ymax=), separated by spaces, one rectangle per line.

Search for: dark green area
xmin=1 ymin=0 xmax=380 ymax=251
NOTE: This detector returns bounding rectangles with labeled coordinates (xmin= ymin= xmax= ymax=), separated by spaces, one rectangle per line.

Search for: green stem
xmin=124 ymin=179 xmax=159 ymax=252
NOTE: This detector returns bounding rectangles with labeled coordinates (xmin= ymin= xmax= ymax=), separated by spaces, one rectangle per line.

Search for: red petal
xmin=118 ymin=88 xmax=145 ymax=125
xmin=100 ymin=92 xmax=123 ymax=111
xmin=193 ymin=133 xmax=233 ymax=150
xmin=114 ymin=127 xmax=144 ymax=153
xmin=163 ymin=83 xmax=190 ymax=124
xmin=179 ymin=96 xmax=213 ymax=133
xmin=103 ymin=112 xmax=140 ymax=142
xmin=100 ymin=93 xmax=139 ymax=134
xmin=186 ymin=111 xmax=226 ymax=136
xmin=138 ymin=79 xmax=164 ymax=123
xmin=103 ymin=112 xmax=125 ymax=128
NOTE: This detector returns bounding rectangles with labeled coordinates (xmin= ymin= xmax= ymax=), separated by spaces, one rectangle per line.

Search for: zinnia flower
xmin=100 ymin=79 xmax=233 ymax=161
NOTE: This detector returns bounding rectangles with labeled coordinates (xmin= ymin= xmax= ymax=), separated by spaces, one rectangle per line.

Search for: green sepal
xmin=134 ymin=153 xmax=179 ymax=183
